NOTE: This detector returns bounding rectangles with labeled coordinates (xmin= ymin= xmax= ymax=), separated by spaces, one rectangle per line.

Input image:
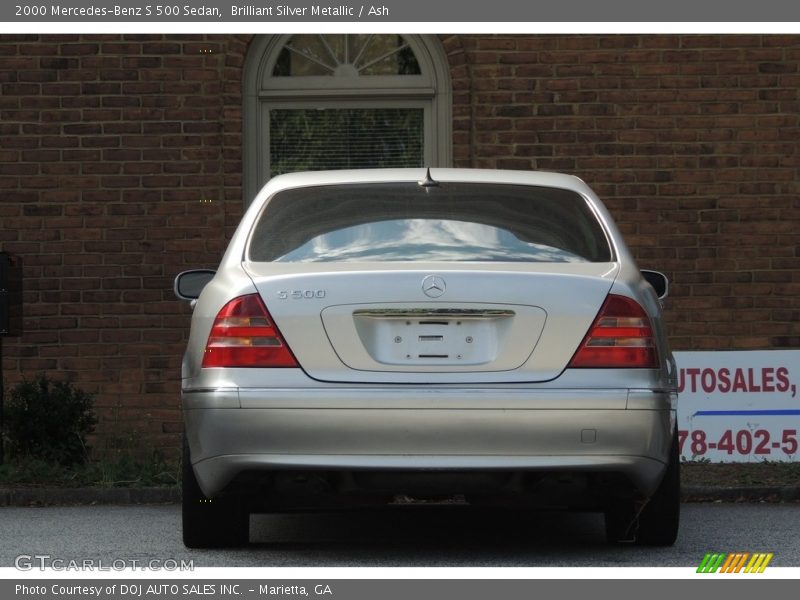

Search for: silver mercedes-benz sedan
xmin=174 ymin=168 xmax=679 ymax=548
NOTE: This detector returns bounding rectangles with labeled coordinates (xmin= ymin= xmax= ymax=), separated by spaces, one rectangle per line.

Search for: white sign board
xmin=675 ymin=351 xmax=799 ymax=462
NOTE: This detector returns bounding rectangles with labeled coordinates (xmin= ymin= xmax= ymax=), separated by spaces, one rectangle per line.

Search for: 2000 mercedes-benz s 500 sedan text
xmin=174 ymin=168 xmax=679 ymax=548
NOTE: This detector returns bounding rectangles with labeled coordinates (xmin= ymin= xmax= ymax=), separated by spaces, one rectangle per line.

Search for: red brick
xmin=60 ymin=44 xmax=99 ymax=56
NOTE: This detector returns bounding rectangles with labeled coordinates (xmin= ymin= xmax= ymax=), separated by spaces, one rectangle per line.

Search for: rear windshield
xmin=247 ymin=182 xmax=613 ymax=263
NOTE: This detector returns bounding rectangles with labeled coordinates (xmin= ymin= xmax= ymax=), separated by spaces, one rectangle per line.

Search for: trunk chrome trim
xmin=352 ymin=308 xmax=515 ymax=319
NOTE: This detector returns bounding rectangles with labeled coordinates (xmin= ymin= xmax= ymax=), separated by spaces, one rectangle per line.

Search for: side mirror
xmin=641 ymin=270 xmax=669 ymax=300
xmin=174 ymin=269 xmax=216 ymax=301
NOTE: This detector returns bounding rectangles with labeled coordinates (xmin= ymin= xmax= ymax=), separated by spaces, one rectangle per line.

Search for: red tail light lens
xmin=568 ymin=294 xmax=658 ymax=369
xmin=202 ymin=294 xmax=298 ymax=368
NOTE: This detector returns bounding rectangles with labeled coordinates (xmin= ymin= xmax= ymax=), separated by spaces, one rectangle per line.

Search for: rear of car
xmin=177 ymin=169 xmax=679 ymax=548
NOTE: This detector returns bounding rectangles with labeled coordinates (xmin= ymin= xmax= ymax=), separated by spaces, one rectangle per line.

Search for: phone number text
xmin=679 ymin=429 xmax=798 ymax=456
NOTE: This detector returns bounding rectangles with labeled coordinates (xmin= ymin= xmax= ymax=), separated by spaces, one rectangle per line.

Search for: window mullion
xmin=357 ymin=43 xmax=411 ymax=73
xmin=284 ymin=45 xmax=336 ymax=72
xmin=351 ymin=34 xmax=374 ymax=69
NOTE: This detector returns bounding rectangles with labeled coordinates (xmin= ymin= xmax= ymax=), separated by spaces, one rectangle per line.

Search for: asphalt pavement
xmin=2 ymin=482 xmax=798 ymax=568
xmin=1 ymin=503 xmax=799 ymax=567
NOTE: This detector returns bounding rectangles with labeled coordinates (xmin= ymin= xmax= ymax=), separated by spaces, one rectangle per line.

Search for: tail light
xmin=568 ymin=294 xmax=658 ymax=369
xmin=202 ymin=294 xmax=298 ymax=368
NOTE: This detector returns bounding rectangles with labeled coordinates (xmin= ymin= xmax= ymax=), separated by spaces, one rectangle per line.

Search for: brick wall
xmin=1 ymin=34 xmax=799 ymax=455
xmin=448 ymin=34 xmax=800 ymax=350
xmin=0 ymin=34 xmax=251 ymax=454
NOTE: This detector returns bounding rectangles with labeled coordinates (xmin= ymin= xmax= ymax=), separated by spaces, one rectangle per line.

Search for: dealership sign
xmin=675 ymin=351 xmax=799 ymax=462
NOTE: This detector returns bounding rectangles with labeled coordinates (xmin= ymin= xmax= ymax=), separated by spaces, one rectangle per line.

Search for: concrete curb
xmin=1 ymin=485 xmax=799 ymax=507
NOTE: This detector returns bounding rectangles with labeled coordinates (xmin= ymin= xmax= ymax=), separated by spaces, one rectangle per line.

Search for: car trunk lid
xmin=243 ymin=262 xmax=618 ymax=384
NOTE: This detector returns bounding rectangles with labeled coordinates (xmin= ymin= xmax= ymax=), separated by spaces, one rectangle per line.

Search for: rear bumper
xmin=183 ymin=387 xmax=675 ymax=498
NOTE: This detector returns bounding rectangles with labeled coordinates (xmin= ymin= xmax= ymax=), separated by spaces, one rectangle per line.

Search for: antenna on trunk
xmin=418 ymin=167 xmax=439 ymax=188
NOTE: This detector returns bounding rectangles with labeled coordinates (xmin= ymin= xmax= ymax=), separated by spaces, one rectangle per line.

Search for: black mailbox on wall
xmin=0 ymin=252 xmax=22 ymax=337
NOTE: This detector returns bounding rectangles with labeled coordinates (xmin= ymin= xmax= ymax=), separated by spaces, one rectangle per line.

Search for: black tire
xmin=182 ymin=435 xmax=249 ymax=548
xmin=605 ymin=429 xmax=680 ymax=546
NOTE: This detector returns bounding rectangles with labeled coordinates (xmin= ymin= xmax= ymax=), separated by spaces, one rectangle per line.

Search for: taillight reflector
xmin=568 ymin=295 xmax=658 ymax=369
xmin=202 ymin=294 xmax=298 ymax=368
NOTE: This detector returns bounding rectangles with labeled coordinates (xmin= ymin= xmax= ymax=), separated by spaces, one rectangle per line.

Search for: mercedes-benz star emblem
xmin=422 ymin=275 xmax=446 ymax=298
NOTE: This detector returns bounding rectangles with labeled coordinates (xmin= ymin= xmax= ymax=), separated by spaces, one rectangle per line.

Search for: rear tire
xmin=605 ymin=428 xmax=680 ymax=546
xmin=182 ymin=435 xmax=249 ymax=548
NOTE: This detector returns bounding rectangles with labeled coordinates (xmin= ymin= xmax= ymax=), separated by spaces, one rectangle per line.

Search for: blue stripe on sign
xmin=693 ymin=410 xmax=800 ymax=416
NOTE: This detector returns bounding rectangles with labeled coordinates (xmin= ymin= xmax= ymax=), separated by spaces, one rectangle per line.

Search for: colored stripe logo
xmin=697 ymin=552 xmax=773 ymax=573
xmin=694 ymin=410 xmax=800 ymax=416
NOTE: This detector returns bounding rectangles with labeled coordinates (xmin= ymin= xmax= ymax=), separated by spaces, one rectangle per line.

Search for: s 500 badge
xmin=277 ymin=290 xmax=327 ymax=300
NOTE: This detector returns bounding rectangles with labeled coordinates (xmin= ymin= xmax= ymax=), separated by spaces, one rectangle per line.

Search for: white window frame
xmin=243 ymin=34 xmax=452 ymax=205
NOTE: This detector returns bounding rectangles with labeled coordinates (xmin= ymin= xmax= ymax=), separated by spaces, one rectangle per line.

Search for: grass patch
xmin=681 ymin=460 xmax=800 ymax=487
xmin=0 ymin=455 xmax=179 ymax=488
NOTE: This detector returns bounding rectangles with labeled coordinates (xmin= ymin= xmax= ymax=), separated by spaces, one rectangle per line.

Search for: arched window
xmin=243 ymin=34 xmax=452 ymax=204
